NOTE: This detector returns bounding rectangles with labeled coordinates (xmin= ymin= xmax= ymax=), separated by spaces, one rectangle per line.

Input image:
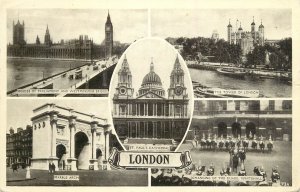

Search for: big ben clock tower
xmin=168 ymin=55 xmax=188 ymax=99
xmin=105 ymin=11 xmax=113 ymax=58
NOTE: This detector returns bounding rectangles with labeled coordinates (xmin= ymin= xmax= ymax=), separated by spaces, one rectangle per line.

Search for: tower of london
xmin=227 ymin=17 xmax=264 ymax=55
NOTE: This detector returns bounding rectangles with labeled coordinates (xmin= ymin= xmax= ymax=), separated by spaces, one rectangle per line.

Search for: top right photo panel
xmin=151 ymin=9 xmax=292 ymax=98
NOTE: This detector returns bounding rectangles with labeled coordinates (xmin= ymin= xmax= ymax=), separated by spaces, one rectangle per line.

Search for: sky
xmin=7 ymin=99 xmax=112 ymax=133
xmin=109 ymin=37 xmax=193 ymax=114
xmin=7 ymin=9 xmax=148 ymax=44
xmin=151 ymin=9 xmax=292 ymax=40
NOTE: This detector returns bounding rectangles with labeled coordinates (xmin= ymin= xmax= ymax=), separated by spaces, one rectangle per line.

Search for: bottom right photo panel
xmin=151 ymin=99 xmax=292 ymax=186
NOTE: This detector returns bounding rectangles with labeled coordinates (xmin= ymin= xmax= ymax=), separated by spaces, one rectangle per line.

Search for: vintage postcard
xmin=0 ymin=0 xmax=299 ymax=191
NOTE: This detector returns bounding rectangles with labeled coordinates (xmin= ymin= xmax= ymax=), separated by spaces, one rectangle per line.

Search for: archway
xmin=56 ymin=144 xmax=66 ymax=170
xmin=217 ymin=122 xmax=227 ymax=138
xmin=246 ymin=122 xmax=256 ymax=139
xmin=75 ymin=132 xmax=89 ymax=170
xmin=231 ymin=122 xmax=241 ymax=138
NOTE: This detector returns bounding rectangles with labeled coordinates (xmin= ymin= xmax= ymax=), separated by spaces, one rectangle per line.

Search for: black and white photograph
xmin=109 ymin=37 xmax=194 ymax=152
xmin=151 ymin=9 xmax=292 ymax=98
xmin=6 ymin=99 xmax=148 ymax=186
xmin=1 ymin=0 xmax=299 ymax=191
xmin=151 ymin=99 xmax=292 ymax=186
xmin=6 ymin=9 xmax=148 ymax=97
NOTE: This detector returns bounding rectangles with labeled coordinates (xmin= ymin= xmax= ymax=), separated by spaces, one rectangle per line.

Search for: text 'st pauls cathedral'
xmin=112 ymin=55 xmax=190 ymax=151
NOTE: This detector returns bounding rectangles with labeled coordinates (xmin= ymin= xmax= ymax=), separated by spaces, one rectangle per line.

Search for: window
xmin=235 ymin=101 xmax=240 ymax=111
xmin=269 ymin=100 xmax=275 ymax=111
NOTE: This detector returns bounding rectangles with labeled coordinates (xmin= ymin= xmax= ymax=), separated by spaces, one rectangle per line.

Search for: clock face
xmin=175 ymin=86 xmax=183 ymax=96
xmin=106 ymin=26 xmax=111 ymax=31
xmin=119 ymin=87 xmax=127 ymax=95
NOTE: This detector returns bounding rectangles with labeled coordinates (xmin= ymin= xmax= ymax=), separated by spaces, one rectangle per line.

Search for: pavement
xmin=178 ymin=141 xmax=292 ymax=185
xmin=7 ymin=168 xmax=148 ymax=186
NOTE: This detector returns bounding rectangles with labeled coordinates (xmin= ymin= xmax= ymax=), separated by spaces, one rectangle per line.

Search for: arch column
xmin=90 ymin=121 xmax=98 ymax=170
xmin=67 ymin=114 xmax=77 ymax=171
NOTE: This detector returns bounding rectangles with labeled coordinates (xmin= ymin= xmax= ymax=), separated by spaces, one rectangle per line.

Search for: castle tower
xmin=13 ymin=20 xmax=26 ymax=45
xmin=44 ymin=25 xmax=51 ymax=46
xmin=258 ymin=20 xmax=265 ymax=46
xmin=251 ymin=16 xmax=256 ymax=41
xmin=237 ymin=22 xmax=243 ymax=43
xmin=168 ymin=55 xmax=187 ymax=99
xmin=105 ymin=11 xmax=113 ymax=59
xmin=114 ymin=55 xmax=134 ymax=99
xmin=227 ymin=19 xmax=233 ymax=44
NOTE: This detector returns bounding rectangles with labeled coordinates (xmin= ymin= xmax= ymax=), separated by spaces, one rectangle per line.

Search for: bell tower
xmin=114 ymin=55 xmax=134 ymax=99
xmin=105 ymin=10 xmax=113 ymax=58
xmin=168 ymin=55 xmax=187 ymax=99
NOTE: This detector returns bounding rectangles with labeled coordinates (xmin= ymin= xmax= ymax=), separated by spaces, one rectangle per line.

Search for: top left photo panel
xmin=6 ymin=9 xmax=148 ymax=97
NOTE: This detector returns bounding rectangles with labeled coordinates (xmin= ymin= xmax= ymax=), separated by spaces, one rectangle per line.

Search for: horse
xmin=206 ymin=139 xmax=212 ymax=149
xmin=259 ymin=141 xmax=265 ymax=153
xmin=239 ymin=150 xmax=246 ymax=163
xmin=251 ymin=140 xmax=258 ymax=150
xmin=200 ymin=139 xmax=206 ymax=149
xmin=219 ymin=140 xmax=224 ymax=149
xmin=267 ymin=142 xmax=273 ymax=152
xmin=225 ymin=140 xmax=230 ymax=150
xmin=243 ymin=140 xmax=249 ymax=150
xmin=211 ymin=140 xmax=218 ymax=151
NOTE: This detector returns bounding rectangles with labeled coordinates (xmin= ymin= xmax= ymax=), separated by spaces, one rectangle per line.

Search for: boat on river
xmin=216 ymin=67 xmax=246 ymax=79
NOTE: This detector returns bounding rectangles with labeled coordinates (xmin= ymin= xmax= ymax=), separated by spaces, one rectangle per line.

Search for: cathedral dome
xmin=142 ymin=71 xmax=162 ymax=86
xmin=138 ymin=59 xmax=165 ymax=97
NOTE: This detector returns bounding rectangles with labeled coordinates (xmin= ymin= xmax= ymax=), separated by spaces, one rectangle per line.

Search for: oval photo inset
xmin=109 ymin=37 xmax=194 ymax=152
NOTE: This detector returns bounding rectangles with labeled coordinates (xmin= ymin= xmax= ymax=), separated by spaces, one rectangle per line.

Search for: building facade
xmin=112 ymin=55 xmax=190 ymax=150
xmin=30 ymin=103 xmax=111 ymax=170
xmin=6 ymin=126 xmax=32 ymax=167
xmin=227 ymin=17 xmax=265 ymax=55
xmin=7 ymin=12 xmax=113 ymax=60
xmin=187 ymin=100 xmax=292 ymax=141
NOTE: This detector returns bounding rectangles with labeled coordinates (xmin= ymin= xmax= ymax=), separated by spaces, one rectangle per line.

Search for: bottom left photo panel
xmin=6 ymin=99 xmax=148 ymax=186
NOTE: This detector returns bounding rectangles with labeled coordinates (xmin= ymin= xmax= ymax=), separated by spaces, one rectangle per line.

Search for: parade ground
xmin=179 ymin=141 xmax=292 ymax=185
xmin=7 ymin=169 xmax=148 ymax=186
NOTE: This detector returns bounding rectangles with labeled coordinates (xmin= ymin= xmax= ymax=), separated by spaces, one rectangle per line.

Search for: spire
xmin=238 ymin=21 xmax=243 ymax=30
xmin=46 ymin=24 xmax=49 ymax=34
xmin=173 ymin=54 xmax=181 ymax=70
xmin=227 ymin=19 xmax=232 ymax=27
xmin=259 ymin=19 xmax=264 ymax=28
xmin=251 ymin=16 xmax=255 ymax=25
xmin=106 ymin=10 xmax=111 ymax=24
xmin=150 ymin=57 xmax=154 ymax=72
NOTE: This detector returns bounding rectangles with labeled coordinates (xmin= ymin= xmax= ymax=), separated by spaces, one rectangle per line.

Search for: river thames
xmin=189 ymin=68 xmax=292 ymax=98
xmin=7 ymin=58 xmax=86 ymax=92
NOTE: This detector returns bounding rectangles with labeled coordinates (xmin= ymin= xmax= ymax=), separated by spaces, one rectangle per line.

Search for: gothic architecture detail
xmin=7 ymin=12 xmax=114 ymax=60
xmin=227 ymin=17 xmax=265 ymax=55
xmin=112 ymin=55 xmax=190 ymax=150
xmin=105 ymin=11 xmax=113 ymax=58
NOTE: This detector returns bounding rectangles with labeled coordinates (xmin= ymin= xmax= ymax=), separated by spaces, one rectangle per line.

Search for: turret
xmin=258 ymin=19 xmax=265 ymax=45
xmin=227 ymin=19 xmax=233 ymax=44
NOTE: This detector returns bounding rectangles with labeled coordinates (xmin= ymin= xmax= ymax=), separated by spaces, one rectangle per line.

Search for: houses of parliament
xmin=227 ymin=17 xmax=265 ymax=55
xmin=7 ymin=12 xmax=114 ymax=60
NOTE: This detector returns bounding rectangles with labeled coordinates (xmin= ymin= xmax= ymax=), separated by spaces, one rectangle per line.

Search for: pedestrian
xmin=26 ymin=166 xmax=31 ymax=179
xmin=52 ymin=162 xmax=56 ymax=173
xmin=49 ymin=162 xmax=52 ymax=173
